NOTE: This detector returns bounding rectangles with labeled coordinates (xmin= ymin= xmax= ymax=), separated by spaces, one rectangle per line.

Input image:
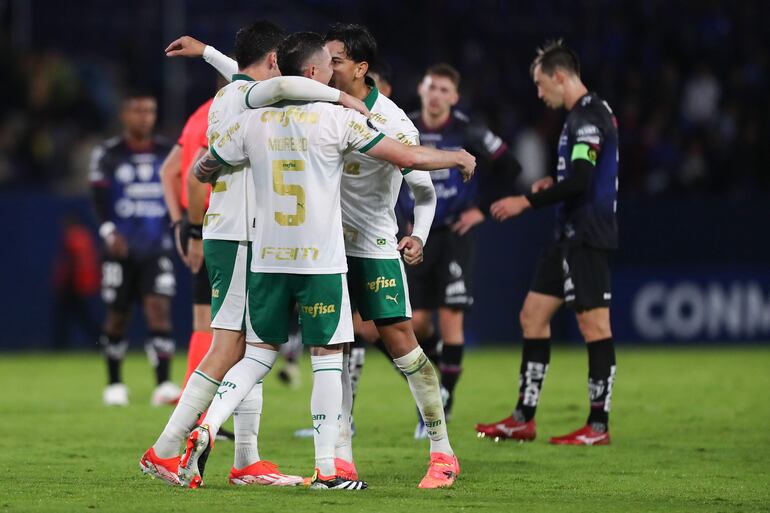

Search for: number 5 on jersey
xmin=272 ymin=160 xmax=305 ymax=226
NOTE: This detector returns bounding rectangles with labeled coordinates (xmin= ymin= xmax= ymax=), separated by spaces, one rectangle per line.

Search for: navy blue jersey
xmin=89 ymin=136 xmax=173 ymax=257
xmin=396 ymin=110 xmax=508 ymax=228
xmin=556 ymin=93 xmax=619 ymax=249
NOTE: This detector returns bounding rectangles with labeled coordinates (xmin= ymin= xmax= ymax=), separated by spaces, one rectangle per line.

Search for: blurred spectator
xmin=51 ymin=213 xmax=101 ymax=350
xmin=682 ymin=63 xmax=721 ymax=126
xmin=0 ymin=0 xmax=767 ymax=199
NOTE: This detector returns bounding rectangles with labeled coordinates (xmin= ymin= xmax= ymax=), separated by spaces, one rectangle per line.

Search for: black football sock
xmin=100 ymin=333 xmax=128 ymax=385
xmin=439 ymin=343 xmax=463 ymax=415
xmin=513 ymin=338 xmax=551 ymax=422
xmin=349 ymin=336 xmax=367 ymax=413
xmin=419 ymin=331 xmax=441 ymax=365
xmin=146 ymin=331 xmax=176 ymax=386
xmin=586 ymin=338 xmax=617 ymax=431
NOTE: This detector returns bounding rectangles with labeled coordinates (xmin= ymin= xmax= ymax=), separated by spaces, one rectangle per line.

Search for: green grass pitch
xmin=1 ymin=346 xmax=769 ymax=513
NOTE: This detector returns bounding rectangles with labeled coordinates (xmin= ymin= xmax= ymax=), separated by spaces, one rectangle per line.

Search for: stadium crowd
xmin=1 ymin=0 xmax=767 ymax=198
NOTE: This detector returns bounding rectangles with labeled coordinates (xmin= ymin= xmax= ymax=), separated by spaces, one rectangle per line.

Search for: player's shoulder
xmin=102 ymin=135 xmax=123 ymax=150
xmin=193 ymin=98 xmax=214 ymax=117
xmin=374 ymin=95 xmax=417 ymax=132
xmin=94 ymin=136 xmax=123 ymax=158
xmin=571 ymin=93 xmax=612 ymax=120
xmin=452 ymin=109 xmax=471 ymax=124
xmin=152 ymin=135 xmax=174 ymax=152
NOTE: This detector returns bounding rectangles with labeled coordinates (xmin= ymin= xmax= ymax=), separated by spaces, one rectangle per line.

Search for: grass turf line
xmin=1 ymin=347 xmax=768 ymax=513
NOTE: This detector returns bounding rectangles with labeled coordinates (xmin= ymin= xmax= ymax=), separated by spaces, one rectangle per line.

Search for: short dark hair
xmin=368 ymin=60 xmax=392 ymax=85
xmin=531 ymin=39 xmax=580 ymax=78
xmin=122 ymin=87 xmax=156 ymax=104
xmin=277 ymin=31 xmax=326 ymax=77
xmin=234 ymin=20 xmax=285 ymax=69
xmin=324 ymin=23 xmax=377 ymax=64
xmin=425 ymin=63 xmax=461 ymax=89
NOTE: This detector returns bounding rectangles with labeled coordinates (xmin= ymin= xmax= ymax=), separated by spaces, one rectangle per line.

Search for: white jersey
xmin=205 ymin=73 xmax=343 ymax=241
xmin=340 ymin=80 xmax=420 ymax=258
xmin=211 ymin=101 xmax=385 ymax=274
xmin=205 ymin=75 xmax=259 ymax=241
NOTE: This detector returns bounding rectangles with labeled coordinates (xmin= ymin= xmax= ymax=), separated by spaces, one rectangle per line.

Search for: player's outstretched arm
xmin=165 ymin=36 xmax=238 ymax=79
xmin=490 ymin=156 xmax=592 ymax=221
xmin=366 ymin=137 xmax=476 ymax=180
xmin=244 ymin=77 xmax=370 ymax=117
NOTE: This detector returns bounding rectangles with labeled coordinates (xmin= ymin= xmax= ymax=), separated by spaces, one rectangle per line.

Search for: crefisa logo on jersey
xmin=368 ymin=276 xmax=397 ymax=293
xmin=301 ymin=303 xmax=337 ymax=318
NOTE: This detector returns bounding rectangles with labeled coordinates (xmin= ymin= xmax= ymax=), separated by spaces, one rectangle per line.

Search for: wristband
xmin=188 ymin=224 xmax=203 ymax=240
xmin=99 ymin=221 xmax=116 ymax=240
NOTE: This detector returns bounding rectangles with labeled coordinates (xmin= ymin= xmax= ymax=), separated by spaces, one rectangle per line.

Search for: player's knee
xmin=144 ymin=298 xmax=171 ymax=331
xmin=412 ymin=321 xmax=433 ymax=341
xmin=576 ymin=313 xmax=611 ymax=341
xmin=519 ymin=307 xmax=544 ymax=336
xmin=104 ymin=311 xmax=129 ymax=336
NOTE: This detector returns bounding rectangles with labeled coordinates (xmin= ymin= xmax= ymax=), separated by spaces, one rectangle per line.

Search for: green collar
xmin=232 ymin=73 xmax=255 ymax=82
xmin=363 ymin=76 xmax=379 ymax=110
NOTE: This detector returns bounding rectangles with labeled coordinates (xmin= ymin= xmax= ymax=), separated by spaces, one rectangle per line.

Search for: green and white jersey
xmin=205 ymin=75 xmax=260 ymax=241
xmin=205 ymin=73 xmax=343 ymax=241
xmin=340 ymin=78 xmax=420 ymax=259
xmin=211 ymin=101 xmax=384 ymax=275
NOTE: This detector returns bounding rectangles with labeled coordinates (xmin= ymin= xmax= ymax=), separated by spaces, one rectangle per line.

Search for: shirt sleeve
xmin=403 ymin=170 xmax=436 ymax=245
xmin=569 ymin=112 xmax=604 ymax=165
xmin=395 ymin=118 xmax=420 ymax=174
xmin=339 ymin=109 xmax=385 ymax=154
xmin=88 ymin=145 xmax=109 ymax=186
xmin=465 ymin=121 xmax=507 ymax=160
xmin=209 ymin=114 xmax=248 ymax=166
xmin=244 ymin=76 xmax=341 ymax=109
xmin=203 ymin=45 xmax=238 ymax=82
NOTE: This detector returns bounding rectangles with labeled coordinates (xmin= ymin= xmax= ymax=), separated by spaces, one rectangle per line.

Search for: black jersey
xmin=396 ymin=110 xmax=510 ymax=227
xmin=555 ymin=93 xmax=619 ymax=249
xmin=89 ymin=136 xmax=174 ymax=257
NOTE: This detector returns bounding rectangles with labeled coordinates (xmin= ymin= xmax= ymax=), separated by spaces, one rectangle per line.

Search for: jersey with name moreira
xmin=341 ymin=78 xmax=419 ymax=259
xmin=211 ymin=101 xmax=384 ymax=274
xmin=556 ymin=92 xmax=619 ymax=250
xmin=205 ymin=74 xmax=262 ymax=241
xmin=396 ymin=109 xmax=508 ymax=228
xmin=89 ymin=136 xmax=173 ymax=256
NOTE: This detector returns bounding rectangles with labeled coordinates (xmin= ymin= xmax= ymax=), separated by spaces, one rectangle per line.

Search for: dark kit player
xmin=396 ymin=63 xmax=521 ymax=438
xmin=477 ymin=40 xmax=619 ymax=445
xmin=90 ymin=91 xmax=179 ymax=407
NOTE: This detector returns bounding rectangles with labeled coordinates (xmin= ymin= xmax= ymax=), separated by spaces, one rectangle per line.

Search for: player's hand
xmin=490 ymin=196 xmax=531 ymax=221
xmin=105 ymin=232 xmax=129 ymax=259
xmin=165 ymin=35 xmax=206 ymax=58
xmin=531 ymin=176 xmax=554 ymax=193
xmin=451 ymin=207 xmax=484 ymax=235
xmin=187 ymin=238 xmax=204 ymax=273
xmin=338 ymin=92 xmax=370 ymax=118
xmin=397 ymin=236 xmax=424 ymax=265
xmin=456 ymin=150 xmax=476 ymax=182
xmin=172 ymin=221 xmax=190 ymax=267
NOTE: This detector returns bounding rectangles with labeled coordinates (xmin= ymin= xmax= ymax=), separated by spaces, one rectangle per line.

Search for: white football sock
xmin=233 ymin=381 xmax=263 ymax=469
xmin=153 ymin=370 xmax=219 ymax=458
xmin=311 ymin=352 xmax=343 ymax=476
xmin=205 ymin=346 xmax=277 ymax=440
xmin=394 ymin=346 xmax=453 ymax=455
xmin=335 ymin=351 xmax=354 ymax=463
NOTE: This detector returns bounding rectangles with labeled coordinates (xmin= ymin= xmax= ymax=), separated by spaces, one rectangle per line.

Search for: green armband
xmin=571 ymin=143 xmax=598 ymax=165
